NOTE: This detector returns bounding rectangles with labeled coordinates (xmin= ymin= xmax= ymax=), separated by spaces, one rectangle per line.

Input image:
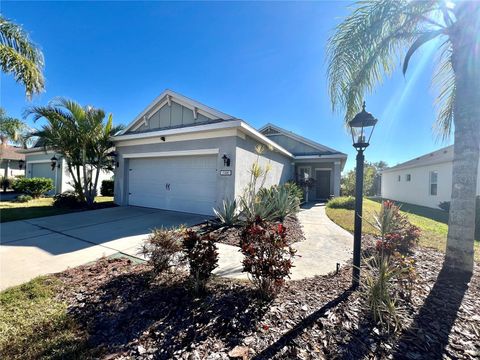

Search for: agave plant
xmin=213 ymin=199 xmax=239 ymax=227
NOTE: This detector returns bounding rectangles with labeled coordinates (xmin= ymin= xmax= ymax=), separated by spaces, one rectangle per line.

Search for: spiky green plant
xmin=0 ymin=16 xmax=44 ymax=98
xmin=328 ymin=0 xmax=480 ymax=273
xmin=213 ymin=199 xmax=240 ymax=227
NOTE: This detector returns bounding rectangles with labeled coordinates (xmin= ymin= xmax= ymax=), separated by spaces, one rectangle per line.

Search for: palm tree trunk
xmin=446 ymin=9 xmax=480 ymax=274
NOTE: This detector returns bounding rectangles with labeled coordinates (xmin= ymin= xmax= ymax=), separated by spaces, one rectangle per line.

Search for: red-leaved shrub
xmin=183 ymin=229 xmax=218 ymax=293
xmin=240 ymin=217 xmax=296 ymax=298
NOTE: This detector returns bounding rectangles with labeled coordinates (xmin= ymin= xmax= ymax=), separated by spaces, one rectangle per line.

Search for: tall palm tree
xmin=26 ymin=98 xmax=124 ymax=205
xmin=327 ymin=0 xmax=479 ymax=274
xmin=0 ymin=15 xmax=44 ymax=98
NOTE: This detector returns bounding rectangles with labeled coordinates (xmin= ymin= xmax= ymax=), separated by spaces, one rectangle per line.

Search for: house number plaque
xmin=220 ymin=170 xmax=232 ymax=176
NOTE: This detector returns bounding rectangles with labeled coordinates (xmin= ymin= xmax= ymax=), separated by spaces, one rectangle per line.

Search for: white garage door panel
xmin=128 ymin=155 xmax=217 ymax=215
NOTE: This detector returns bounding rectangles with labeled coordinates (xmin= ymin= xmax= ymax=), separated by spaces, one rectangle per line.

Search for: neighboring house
xmin=0 ymin=144 xmax=25 ymax=178
xmin=22 ymin=141 xmax=113 ymax=195
xmin=381 ymin=145 xmax=480 ymax=209
xmin=112 ymin=89 xmax=347 ymax=215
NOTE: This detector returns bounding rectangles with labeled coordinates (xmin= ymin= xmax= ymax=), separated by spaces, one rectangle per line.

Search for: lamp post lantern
xmin=348 ymin=101 xmax=378 ymax=288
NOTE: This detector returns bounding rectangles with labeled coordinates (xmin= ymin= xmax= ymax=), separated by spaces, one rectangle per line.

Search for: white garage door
xmin=30 ymin=163 xmax=56 ymax=194
xmin=128 ymin=155 xmax=218 ymax=215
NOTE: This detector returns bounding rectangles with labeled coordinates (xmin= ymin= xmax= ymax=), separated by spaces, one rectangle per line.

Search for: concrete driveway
xmin=0 ymin=207 xmax=208 ymax=291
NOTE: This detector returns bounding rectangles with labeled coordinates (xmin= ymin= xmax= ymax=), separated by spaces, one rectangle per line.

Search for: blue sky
xmin=1 ymin=1 xmax=451 ymax=171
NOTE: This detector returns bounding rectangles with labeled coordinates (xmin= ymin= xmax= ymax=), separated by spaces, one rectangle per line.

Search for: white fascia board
xmin=25 ymin=159 xmax=52 ymax=164
xmin=294 ymin=154 xmax=347 ymax=160
xmin=121 ymin=89 xmax=235 ymax=134
xmin=123 ymin=148 xmax=219 ymax=159
xmin=113 ymin=120 xmax=243 ymax=142
xmin=381 ymin=159 xmax=452 ymax=174
xmin=260 ymin=123 xmax=347 ymax=156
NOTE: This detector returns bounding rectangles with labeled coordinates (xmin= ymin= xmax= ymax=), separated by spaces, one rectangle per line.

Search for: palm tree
xmin=327 ymin=0 xmax=479 ymax=274
xmin=0 ymin=107 xmax=27 ymax=146
xmin=26 ymin=98 xmax=124 ymax=205
xmin=0 ymin=15 xmax=44 ymax=98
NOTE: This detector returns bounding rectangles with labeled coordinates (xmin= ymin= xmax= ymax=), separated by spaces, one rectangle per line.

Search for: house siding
xmin=381 ymin=159 xmax=480 ymax=209
xmin=264 ymin=134 xmax=322 ymax=156
xmin=113 ymin=136 xmax=238 ymax=207
xmin=234 ymin=135 xmax=294 ymax=198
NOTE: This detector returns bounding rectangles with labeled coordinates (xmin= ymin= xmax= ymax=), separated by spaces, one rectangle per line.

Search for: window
xmin=406 ymin=174 xmax=411 ymax=182
xmin=429 ymin=171 xmax=438 ymax=195
xmin=298 ymin=166 xmax=311 ymax=180
xmin=397 ymin=175 xmax=401 ymax=182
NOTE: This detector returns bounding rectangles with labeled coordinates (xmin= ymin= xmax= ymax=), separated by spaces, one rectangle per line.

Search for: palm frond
xmin=432 ymin=41 xmax=455 ymax=140
xmin=0 ymin=16 xmax=44 ymax=98
xmin=327 ymin=0 xmax=438 ymax=122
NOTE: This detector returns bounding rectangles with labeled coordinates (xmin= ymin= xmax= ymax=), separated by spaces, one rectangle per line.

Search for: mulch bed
xmin=55 ymin=247 xmax=479 ymax=359
xmin=196 ymin=215 xmax=305 ymax=247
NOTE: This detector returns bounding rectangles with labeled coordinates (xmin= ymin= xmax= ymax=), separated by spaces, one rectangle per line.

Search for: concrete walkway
xmin=213 ymin=203 xmax=353 ymax=280
xmin=0 ymin=207 xmax=207 ymax=291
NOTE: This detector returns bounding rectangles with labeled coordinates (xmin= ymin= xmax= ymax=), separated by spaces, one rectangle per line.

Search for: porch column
xmin=333 ymin=161 xmax=341 ymax=197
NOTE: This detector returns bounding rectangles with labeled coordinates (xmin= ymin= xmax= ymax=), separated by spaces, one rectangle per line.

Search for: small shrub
xmin=182 ymin=229 xmax=218 ymax=293
xmin=213 ymin=199 xmax=239 ymax=227
xmin=141 ymin=226 xmax=185 ymax=277
xmin=12 ymin=177 xmax=54 ymax=198
xmin=326 ymin=196 xmax=355 ymax=210
xmin=53 ymin=191 xmax=83 ymax=209
xmin=239 ymin=195 xmax=277 ymax=223
xmin=258 ymin=185 xmax=300 ymax=221
xmin=438 ymin=201 xmax=450 ymax=212
xmin=1 ymin=177 xmax=14 ymax=191
xmin=15 ymin=194 xmax=33 ymax=203
xmin=100 ymin=179 xmax=114 ymax=196
xmin=240 ymin=218 xmax=296 ymax=299
xmin=284 ymin=181 xmax=303 ymax=201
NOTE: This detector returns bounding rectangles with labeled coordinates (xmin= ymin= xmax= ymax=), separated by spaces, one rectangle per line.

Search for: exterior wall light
xmin=222 ymin=154 xmax=231 ymax=167
xmin=107 ymin=151 xmax=119 ymax=168
xmin=18 ymin=159 xmax=25 ymax=170
xmin=50 ymin=155 xmax=58 ymax=171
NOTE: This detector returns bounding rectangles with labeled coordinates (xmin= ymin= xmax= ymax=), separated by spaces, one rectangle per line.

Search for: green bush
xmin=213 ymin=199 xmax=239 ymax=227
xmin=15 ymin=194 xmax=33 ymax=203
xmin=258 ymin=185 xmax=300 ymax=221
xmin=326 ymin=196 xmax=355 ymax=210
xmin=12 ymin=178 xmax=54 ymax=198
xmin=1 ymin=177 xmax=14 ymax=191
xmin=284 ymin=181 xmax=303 ymax=201
xmin=53 ymin=191 xmax=83 ymax=208
xmin=100 ymin=179 xmax=114 ymax=196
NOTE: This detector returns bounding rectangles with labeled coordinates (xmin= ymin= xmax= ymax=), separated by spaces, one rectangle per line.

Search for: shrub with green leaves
xmin=240 ymin=218 xmax=296 ymax=299
xmin=326 ymin=196 xmax=355 ymax=210
xmin=12 ymin=177 xmax=54 ymax=198
xmin=15 ymin=194 xmax=32 ymax=203
xmin=100 ymin=179 xmax=114 ymax=196
xmin=284 ymin=181 xmax=303 ymax=201
xmin=53 ymin=191 xmax=83 ymax=209
xmin=258 ymin=185 xmax=300 ymax=221
xmin=141 ymin=226 xmax=185 ymax=277
xmin=213 ymin=199 xmax=239 ymax=227
xmin=182 ymin=229 xmax=218 ymax=293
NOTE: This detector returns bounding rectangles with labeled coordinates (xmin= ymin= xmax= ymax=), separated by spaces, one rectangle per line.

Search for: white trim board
xmin=121 ymin=89 xmax=235 ymax=134
xmin=123 ymin=148 xmax=219 ymax=159
xmin=25 ymin=160 xmax=53 ymax=164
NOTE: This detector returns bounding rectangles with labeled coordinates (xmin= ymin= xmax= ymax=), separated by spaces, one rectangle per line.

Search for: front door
xmin=315 ymin=170 xmax=331 ymax=200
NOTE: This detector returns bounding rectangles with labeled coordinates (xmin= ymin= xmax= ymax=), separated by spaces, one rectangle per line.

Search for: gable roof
xmin=259 ymin=123 xmax=347 ymax=157
xmin=382 ymin=145 xmax=454 ymax=173
xmin=121 ymin=89 xmax=235 ymax=134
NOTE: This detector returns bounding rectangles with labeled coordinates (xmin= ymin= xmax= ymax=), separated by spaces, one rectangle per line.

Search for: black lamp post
xmin=348 ymin=101 xmax=378 ymax=288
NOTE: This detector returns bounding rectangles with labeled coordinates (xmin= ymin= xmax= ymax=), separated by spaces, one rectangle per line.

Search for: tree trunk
xmin=446 ymin=5 xmax=480 ymax=274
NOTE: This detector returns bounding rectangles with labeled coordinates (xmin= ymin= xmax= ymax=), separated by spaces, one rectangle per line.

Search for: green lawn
xmin=325 ymin=198 xmax=480 ymax=261
xmin=0 ymin=277 xmax=94 ymax=359
xmin=0 ymin=196 xmax=114 ymax=223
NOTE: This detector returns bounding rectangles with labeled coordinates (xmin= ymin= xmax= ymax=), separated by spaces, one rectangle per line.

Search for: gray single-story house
xmin=22 ymin=141 xmax=113 ymax=195
xmin=112 ymin=90 xmax=347 ymax=215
